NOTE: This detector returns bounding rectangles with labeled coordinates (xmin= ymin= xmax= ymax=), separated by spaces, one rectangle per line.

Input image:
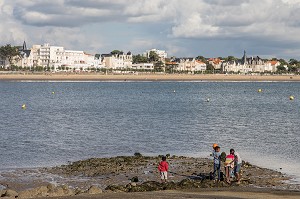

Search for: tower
xmin=22 ymin=40 xmax=27 ymax=50
xmin=242 ymin=50 xmax=247 ymax=65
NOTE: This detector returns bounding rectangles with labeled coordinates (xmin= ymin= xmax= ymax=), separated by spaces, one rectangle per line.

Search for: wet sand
xmin=35 ymin=189 xmax=300 ymax=199
xmin=0 ymin=73 xmax=300 ymax=81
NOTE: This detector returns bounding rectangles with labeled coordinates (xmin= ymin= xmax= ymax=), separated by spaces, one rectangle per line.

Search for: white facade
xmin=132 ymin=63 xmax=154 ymax=70
xmin=31 ymin=45 xmax=41 ymax=67
xmin=222 ymin=61 xmax=253 ymax=73
xmin=143 ymin=49 xmax=167 ymax=60
xmin=179 ymin=58 xmax=194 ymax=71
xmin=0 ymin=56 xmax=9 ymax=68
xmin=195 ymin=60 xmax=207 ymax=71
xmin=173 ymin=58 xmax=206 ymax=71
xmin=102 ymin=52 xmax=132 ymax=69
xmin=222 ymin=60 xmax=278 ymax=73
xmin=64 ymin=50 xmax=85 ymax=69
xmin=265 ymin=61 xmax=280 ymax=72
xmin=16 ymin=43 xmax=101 ymax=70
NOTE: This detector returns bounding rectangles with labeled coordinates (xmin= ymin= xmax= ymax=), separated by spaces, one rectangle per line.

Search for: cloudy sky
xmin=1 ymin=0 xmax=300 ymax=59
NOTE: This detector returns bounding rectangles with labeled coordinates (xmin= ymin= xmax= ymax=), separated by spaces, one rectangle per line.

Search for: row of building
xmin=0 ymin=42 xmax=284 ymax=73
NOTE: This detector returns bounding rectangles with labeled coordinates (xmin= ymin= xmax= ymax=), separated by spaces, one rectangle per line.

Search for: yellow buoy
xmin=258 ymin=89 xmax=262 ymax=93
xmin=290 ymin=96 xmax=294 ymax=100
xmin=22 ymin=104 xmax=26 ymax=109
xmin=52 ymin=92 xmax=55 ymax=94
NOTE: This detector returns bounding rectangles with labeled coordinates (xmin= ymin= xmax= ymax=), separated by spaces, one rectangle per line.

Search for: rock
xmin=162 ymin=181 xmax=177 ymax=190
xmin=48 ymin=187 xmax=64 ymax=197
xmin=18 ymin=190 xmax=36 ymax=199
xmin=74 ymin=188 xmax=84 ymax=195
xmin=46 ymin=183 xmax=56 ymax=192
xmin=3 ymin=189 xmax=18 ymax=198
xmin=131 ymin=176 xmax=139 ymax=182
xmin=18 ymin=186 xmax=49 ymax=198
xmin=47 ymin=185 xmax=74 ymax=197
xmin=130 ymin=182 xmax=137 ymax=187
xmin=105 ymin=184 xmax=128 ymax=192
xmin=0 ymin=189 xmax=6 ymax=196
xmin=138 ymin=181 xmax=162 ymax=192
xmin=87 ymin=185 xmax=102 ymax=195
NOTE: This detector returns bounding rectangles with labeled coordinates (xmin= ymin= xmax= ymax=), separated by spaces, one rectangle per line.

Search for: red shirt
xmin=158 ymin=161 xmax=169 ymax=172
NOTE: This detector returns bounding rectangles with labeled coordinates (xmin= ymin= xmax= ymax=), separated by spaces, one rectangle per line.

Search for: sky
xmin=1 ymin=0 xmax=300 ymax=60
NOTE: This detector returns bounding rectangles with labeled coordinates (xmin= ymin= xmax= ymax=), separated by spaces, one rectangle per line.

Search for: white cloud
xmin=168 ymin=0 xmax=300 ymax=40
xmin=1 ymin=0 xmax=300 ymax=58
xmin=0 ymin=2 xmax=26 ymax=45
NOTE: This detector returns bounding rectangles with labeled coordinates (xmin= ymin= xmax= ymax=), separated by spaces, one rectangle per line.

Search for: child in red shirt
xmin=158 ymin=156 xmax=169 ymax=183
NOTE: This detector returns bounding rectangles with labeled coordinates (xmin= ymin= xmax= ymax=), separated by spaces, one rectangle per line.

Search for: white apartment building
xmin=143 ymin=49 xmax=167 ymax=61
xmin=16 ymin=43 xmax=101 ymax=70
xmin=132 ymin=63 xmax=154 ymax=70
xmin=64 ymin=50 xmax=85 ymax=69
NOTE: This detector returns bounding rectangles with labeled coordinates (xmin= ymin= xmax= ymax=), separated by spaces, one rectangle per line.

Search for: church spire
xmin=243 ymin=50 xmax=247 ymax=65
xmin=23 ymin=40 xmax=27 ymax=50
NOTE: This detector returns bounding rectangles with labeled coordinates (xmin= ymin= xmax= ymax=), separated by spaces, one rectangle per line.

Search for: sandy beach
xmin=0 ymin=72 xmax=300 ymax=81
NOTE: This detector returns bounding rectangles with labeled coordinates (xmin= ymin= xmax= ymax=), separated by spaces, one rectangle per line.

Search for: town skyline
xmin=1 ymin=1 xmax=300 ymax=60
xmin=1 ymin=42 xmax=293 ymax=74
xmin=6 ymin=41 xmax=299 ymax=62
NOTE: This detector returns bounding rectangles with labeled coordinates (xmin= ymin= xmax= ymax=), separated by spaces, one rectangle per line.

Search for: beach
xmin=34 ymin=189 xmax=300 ymax=199
xmin=0 ymin=156 xmax=299 ymax=198
xmin=0 ymin=72 xmax=300 ymax=81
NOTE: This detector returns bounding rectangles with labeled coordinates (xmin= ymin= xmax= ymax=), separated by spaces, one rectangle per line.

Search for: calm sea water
xmin=0 ymin=81 xmax=299 ymax=181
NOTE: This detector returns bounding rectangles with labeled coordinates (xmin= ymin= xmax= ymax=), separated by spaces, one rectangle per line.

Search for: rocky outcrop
xmin=106 ymin=179 xmax=231 ymax=193
xmin=1 ymin=189 xmax=18 ymax=198
xmin=86 ymin=185 xmax=102 ymax=195
xmin=0 ymin=184 xmax=103 ymax=199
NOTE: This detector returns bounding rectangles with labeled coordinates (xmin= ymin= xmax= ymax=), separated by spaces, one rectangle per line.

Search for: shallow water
xmin=0 ymin=81 xmax=299 ymax=181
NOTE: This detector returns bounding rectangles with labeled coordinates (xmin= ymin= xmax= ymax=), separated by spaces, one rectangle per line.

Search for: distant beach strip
xmin=1 ymin=73 xmax=300 ymax=82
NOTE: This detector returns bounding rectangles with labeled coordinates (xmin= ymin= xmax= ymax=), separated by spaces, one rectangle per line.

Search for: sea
xmin=0 ymin=81 xmax=299 ymax=183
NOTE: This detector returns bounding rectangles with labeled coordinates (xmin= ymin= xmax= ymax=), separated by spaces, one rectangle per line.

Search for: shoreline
xmin=1 ymin=73 xmax=300 ymax=82
xmin=0 ymin=155 xmax=299 ymax=198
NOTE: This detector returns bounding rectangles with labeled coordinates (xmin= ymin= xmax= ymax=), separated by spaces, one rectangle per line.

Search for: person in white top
xmin=230 ymin=149 xmax=242 ymax=184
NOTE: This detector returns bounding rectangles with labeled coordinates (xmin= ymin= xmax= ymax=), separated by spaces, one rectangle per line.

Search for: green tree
xmin=148 ymin=51 xmax=160 ymax=62
xmin=154 ymin=61 xmax=164 ymax=72
xmin=225 ymin=56 xmax=237 ymax=62
xmin=289 ymin=59 xmax=298 ymax=66
xmin=206 ymin=64 xmax=215 ymax=73
xmin=111 ymin=50 xmax=122 ymax=55
xmin=196 ymin=55 xmax=207 ymax=63
xmin=0 ymin=44 xmax=21 ymax=66
xmin=288 ymin=65 xmax=298 ymax=72
xmin=277 ymin=65 xmax=286 ymax=72
xmin=278 ymin=59 xmax=288 ymax=66
xmin=132 ymin=54 xmax=148 ymax=63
